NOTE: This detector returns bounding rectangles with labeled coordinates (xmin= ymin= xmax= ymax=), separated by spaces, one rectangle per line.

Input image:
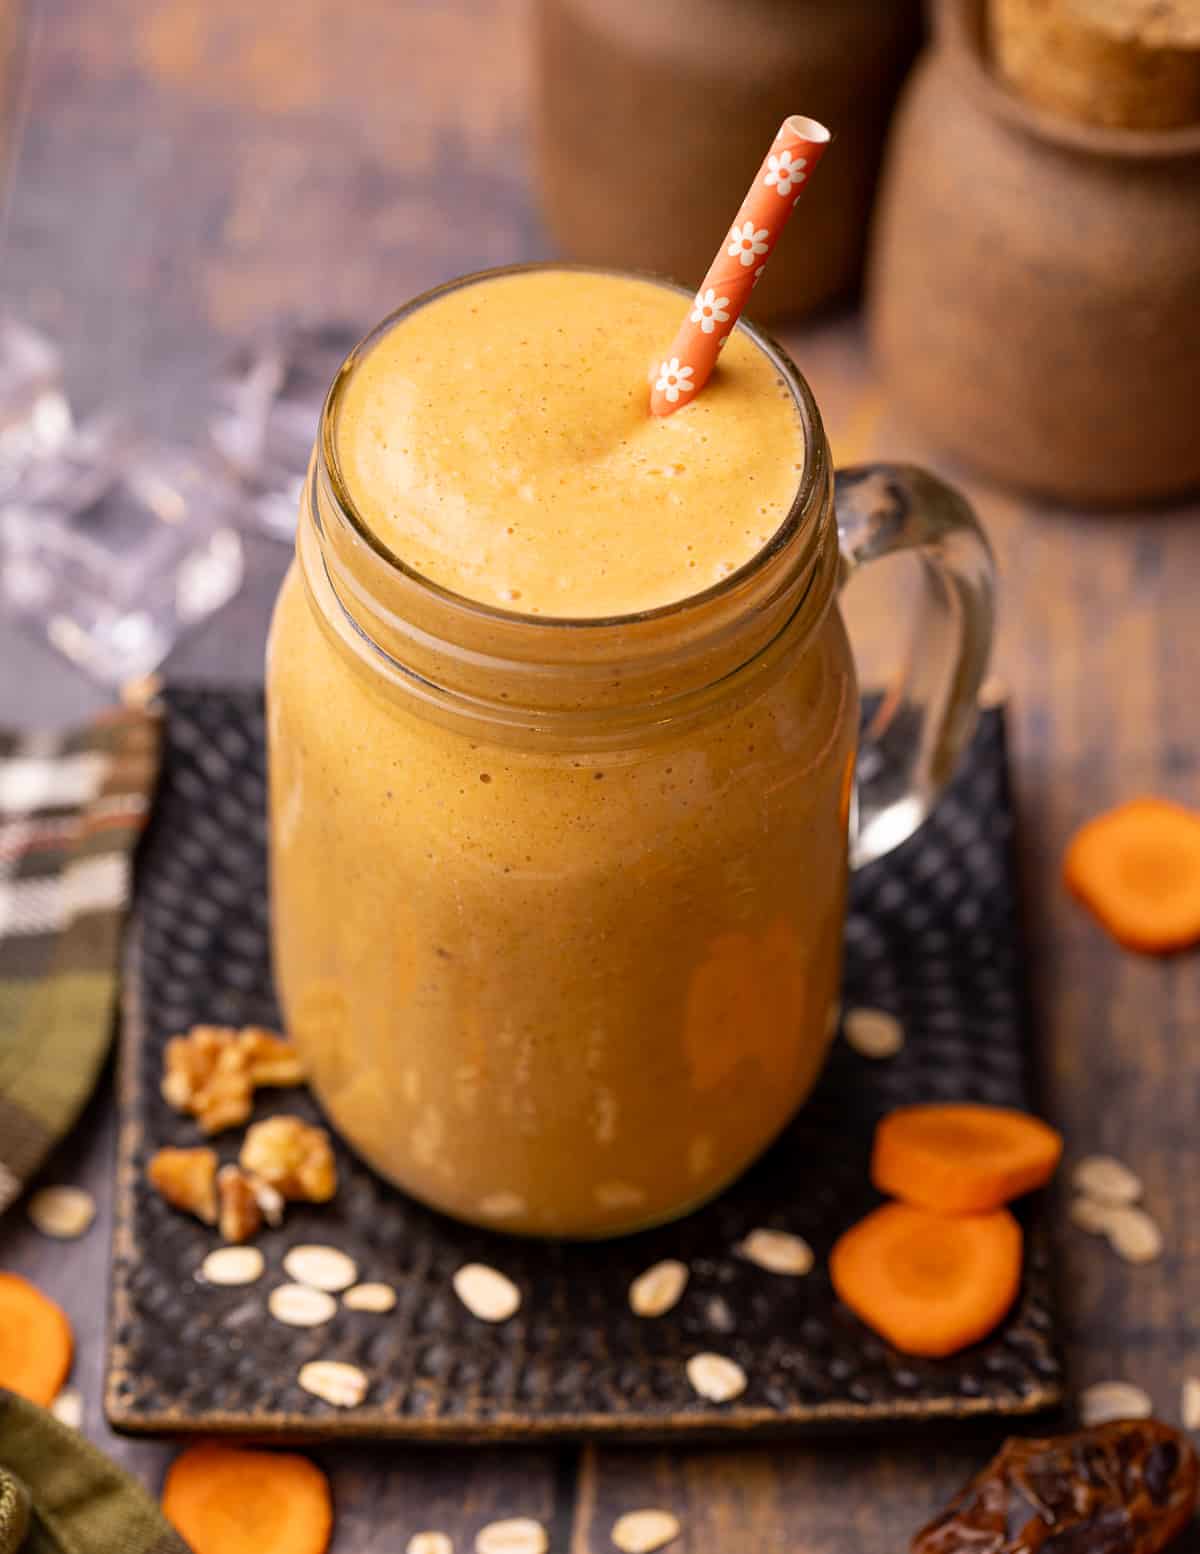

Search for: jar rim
xmin=317 ymin=261 xmax=828 ymax=634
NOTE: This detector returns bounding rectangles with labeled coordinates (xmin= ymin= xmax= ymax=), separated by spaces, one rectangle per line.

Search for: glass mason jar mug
xmin=267 ymin=266 xmax=994 ymax=1239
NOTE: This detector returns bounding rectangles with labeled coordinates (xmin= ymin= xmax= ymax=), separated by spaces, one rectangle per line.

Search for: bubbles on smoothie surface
xmin=333 ymin=270 xmax=805 ymax=617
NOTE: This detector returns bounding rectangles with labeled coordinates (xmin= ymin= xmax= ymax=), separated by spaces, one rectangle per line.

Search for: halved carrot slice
xmin=872 ymin=1102 xmax=1062 ymax=1216
xmin=0 ymin=1271 xmax=73 ymax=1406
xmin=830 ymin=1201 xmax=1022 ymax=1357
xmin=1064 ymin=797 xmax=1200 ymax=953
xmin=162 ymin=1444 xmax=333 ymax=1554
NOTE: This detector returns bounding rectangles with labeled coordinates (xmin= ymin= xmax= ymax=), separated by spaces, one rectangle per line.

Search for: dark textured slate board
xmin=106 ymin=686 xmax=1062 ymax=1441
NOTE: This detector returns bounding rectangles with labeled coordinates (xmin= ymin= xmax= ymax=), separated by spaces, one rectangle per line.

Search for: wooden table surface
xmin=3 ymin=0 xmax=1200 ymax=1548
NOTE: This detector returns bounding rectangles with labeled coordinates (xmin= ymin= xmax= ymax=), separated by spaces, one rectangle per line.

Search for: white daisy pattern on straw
xmin=654 ymin=358 xmax=694 ymax=404
xmin=690 ymin=288 xmax=730 ymax=335
xmin=727 ymin=221 xmax=770 ymax=268
xmin=764 ymin=149 xmax=807 ymax=197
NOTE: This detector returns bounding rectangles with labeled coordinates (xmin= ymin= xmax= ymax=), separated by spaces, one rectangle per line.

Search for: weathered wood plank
xmin=4 ymin=0 xmax=1200 ymax=1547
xmin=0 ymin=0 xmax=26 ymax=157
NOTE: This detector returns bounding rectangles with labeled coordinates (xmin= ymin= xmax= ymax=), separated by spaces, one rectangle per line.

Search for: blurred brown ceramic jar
xmin=534 ymin=0 xmax=921 ymax=321
xmin=868 ymin=0 xmax=1200 ymax=507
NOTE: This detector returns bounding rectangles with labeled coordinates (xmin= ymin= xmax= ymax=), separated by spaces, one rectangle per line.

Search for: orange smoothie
xmin=333 ymin=270 xmax=802 ymax=616
xmin=267 ymin=268 xmax=857 ymax=1236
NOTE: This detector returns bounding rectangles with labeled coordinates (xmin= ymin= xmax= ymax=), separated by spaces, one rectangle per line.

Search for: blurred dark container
xmin=534 ymin=0 xmax=922 ymax=321
xmin=868 ymin=0 xmax=1200 ymax=507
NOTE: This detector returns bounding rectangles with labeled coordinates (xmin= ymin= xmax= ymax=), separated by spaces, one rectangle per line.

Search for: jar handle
xmin=834 ymin=464 xmax=996 ymax=869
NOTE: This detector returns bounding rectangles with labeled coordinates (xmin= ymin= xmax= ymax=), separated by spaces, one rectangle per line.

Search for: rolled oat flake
xmin=1182 ymin=1376 xmax=1200 ymax=1432
xmin=474 ymin=1517 xmax=548 ymax=1554
xmin=1072 ymin=1155 xmax=1143 ymax=1206
xmin=612 ymin=1509 xmax=682 ymax=1553
xmin=738 ymin=1227 xmax=814 ymax=1276
xmin=283 ymin=1244 xmax=359 ymax=1292
xmin=269 ymin=1282 xmax=338 ymax=1327
xmin=344 ymin=1281 xmax=398 ymax=1313
xmin=27 ymin=1186 xmax=96 ymax=1239
xmin=1069 ymin=1195 xmax=1121 ymax=1235
xmin=1080 ymin=1380 xmax=1153 ymax=1427
xmin=686 ymin=1352 xmax=747 ymax=1403
xmin=1106 ymin=1205 xmax=1163 ymax=1264
xmin=843 ymin=1007 xmax=904 ymax=1060
xmin=407 ymin=1534 xmax=454 ymax=1554
xmin=298 ymin=1359 xmax=368 ymax=1408
xmin=453 ymin=1263 xmax=521 ymax=1322
xmin=629 ymin=1259 xmax=689 ymax=1318
xmin=198 ymin=1245 xmax=265 ymax=1286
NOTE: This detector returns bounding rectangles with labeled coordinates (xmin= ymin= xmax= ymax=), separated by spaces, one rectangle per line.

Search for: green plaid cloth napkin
xmin=0 ymin=707 xmax=159 ymax=1211
xmin=0 ymin=1390 xmax=186 ymax=1554
xmin=0 ymin=709 xmax=181 ymax=1554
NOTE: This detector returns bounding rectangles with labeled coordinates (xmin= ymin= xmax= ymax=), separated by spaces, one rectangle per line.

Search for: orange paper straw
xmin=649 ymin=115 xmax=831 ymax=419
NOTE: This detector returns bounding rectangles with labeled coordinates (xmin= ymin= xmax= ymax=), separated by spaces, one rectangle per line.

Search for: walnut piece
xmin=240 ymin=1026 xmax=307 ymax=1087
xmin=217 ymin=1164 xmax=263 ymax=1243
xmin=147 ymin=1146 xmax=218 ymax=1225
xmin=240 ymin=1116 xmax=337 ymax=1203
xmin=161 ymin=1025 xmax=252 ymax=1133
xmin=161 ymin=1024 xmax=306 ymax=1135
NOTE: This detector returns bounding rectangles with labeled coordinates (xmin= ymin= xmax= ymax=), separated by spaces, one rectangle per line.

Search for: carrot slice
xmin=872 ymin=1103 xmax=1062 ymax=1216
xmin=1064 ymin=797 xmax=1200 ymax=953
xmin=0 ymin=1271 xmax=73 ymax=1405
xmin=830 ymin=1201 xmax=1023 ymax=1357
xmin=162 ymin=1444 xmax=333 ymax=1554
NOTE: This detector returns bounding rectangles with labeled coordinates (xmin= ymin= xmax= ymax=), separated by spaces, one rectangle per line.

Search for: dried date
xmin=912 ymin=1419 xmax=1198 ymax=1554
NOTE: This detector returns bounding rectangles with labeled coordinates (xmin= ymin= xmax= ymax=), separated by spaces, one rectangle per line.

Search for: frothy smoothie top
xmin=333 ymin=269 xmax=805 ymax=619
